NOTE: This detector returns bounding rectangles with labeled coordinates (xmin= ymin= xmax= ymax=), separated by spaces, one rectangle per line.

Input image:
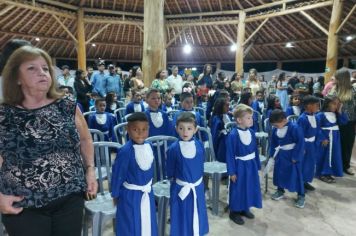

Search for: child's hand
xmin=322 ymin=139 xmax=329 ymax=146
xmin=230 ymin=175 xmax=237 ymax=183
xmin=292 ymin=160 xmax=297 ymax=164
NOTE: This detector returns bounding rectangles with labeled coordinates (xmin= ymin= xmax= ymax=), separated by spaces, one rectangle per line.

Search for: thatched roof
xmin=0 ymin=0 xmax=355 ymax=64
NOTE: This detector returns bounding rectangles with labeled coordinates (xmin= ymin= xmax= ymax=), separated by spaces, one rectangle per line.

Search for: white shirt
xmin=57 ymin=74 xmax=75 ymax=88
xmin=166 ymin=74 xmax=184 ymax=94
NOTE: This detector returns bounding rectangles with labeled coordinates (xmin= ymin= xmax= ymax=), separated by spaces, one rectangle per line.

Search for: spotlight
xmin=192 ymin=67 xmax=197 ymax=71
xmin=230 ymin=44 xmax=237 ymax=52
xmin=92 ymin=43 xmax=96 ymax=47
xmin=35 ymin=37 xmax=40 ymax=41
xmin=285 ymin=42 xmax=294 ymax=48
xmin=346 ymin=36 xmax=353 ymax=41
xmin=183 ymin=44 xmax=192 ymax=54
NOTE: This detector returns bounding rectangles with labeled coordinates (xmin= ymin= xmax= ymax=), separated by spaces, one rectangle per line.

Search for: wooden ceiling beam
xmin=336 ymin=3 xmax=356 ymax=34
xmin=300 ymin=10 xmax=328 ymax=36
xmin=213 ymin=25 xmax=235 ymax=44
xmin=79 ymin=0 xmax=86 ymax=7
xmin=243 ymin=18 xmax=269 ymax=46
xmin=36 ymin=0 xmax=78 ymax=10
xmin=166 ymin=26 xmax=188 ymax=48
xmin=86 ymin=24 xmax=110 ymax=44
xmin=0 ymin=5 xmax=14 ymax=16
xmin=84 ymin=17 xmax=143 ymax=26
xmin=81 ymin=7 xmax=143 ymax=18
xmin=52 ymin=14 xmax=78 ymax=43
xmin=28 ymin=12 xmax=47 ymax=33
xmin=18 ymin=11 xmax=41 ymax=32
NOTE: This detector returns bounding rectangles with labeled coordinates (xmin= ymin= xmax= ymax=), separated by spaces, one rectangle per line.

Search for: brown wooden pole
xmin=77 ymin=8 xmax=86 ymax=70
xmin=142 ymin=0 xmax=166 ymax=87
xmin=235 ymin=11 xmax=246 ymax=75
xmin=325 ymin=0 xmax=343 ymax=82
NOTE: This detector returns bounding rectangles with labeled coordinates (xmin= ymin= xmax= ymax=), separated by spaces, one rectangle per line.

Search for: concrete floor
xmin=100 ymin=145 xmax=356 ymax=236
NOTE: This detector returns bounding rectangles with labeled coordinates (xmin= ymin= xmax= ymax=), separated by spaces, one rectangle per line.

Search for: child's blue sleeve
xmin=337 ymin=112 xmax=349 ymax=125
xmin=88 ymin=114 xmax=96 ymax=129
xmin=166 ymin=144 xmax=176 ymax=179
xmin=269 ymin=130 xmax=277 ymax=158
xmin=291 ymin=126 xmax=305 ymax=162
xmin=226 ymin=132 xmax=236 ymax=176
xmin=111 ymin=148 xmax=129 ymax=199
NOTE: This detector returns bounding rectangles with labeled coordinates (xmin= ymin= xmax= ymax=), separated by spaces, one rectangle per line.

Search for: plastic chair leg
xmin=157 ymin=196 xmax=169 ymax=236
xmin=211 ymin=173 xmax=222 ymax=216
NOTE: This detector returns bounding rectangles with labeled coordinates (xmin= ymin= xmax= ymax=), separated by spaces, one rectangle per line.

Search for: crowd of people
xmin=0 ymin=38 xmax=356 ymax=236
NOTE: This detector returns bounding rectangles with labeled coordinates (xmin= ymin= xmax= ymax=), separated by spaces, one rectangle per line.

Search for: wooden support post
xmin=235 ymin=11 xmax=245 ymax=74
xmin=142 ymin=0 xmax=166 ymax=87
xmin=325 ymin=0 xmax=343 ymax=82
xmin=77 ymin=8 xmax=86 ymax=70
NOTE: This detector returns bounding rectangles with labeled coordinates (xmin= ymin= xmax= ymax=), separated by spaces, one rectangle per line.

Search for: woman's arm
xmin=75 ymin=106 xmax=98 ymax=197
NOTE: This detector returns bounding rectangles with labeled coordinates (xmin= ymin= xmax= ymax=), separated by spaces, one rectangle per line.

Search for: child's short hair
xmin=146 ymin=88 xmax=160 ymax=98
xmin=176 ymin=112 xmax=197 ymax=127
xmin=164 ymin=93 xmax=172 ymax=101
xmin=302 ymin=95 xmax=319 ymax=107
xmin=233 ymin=104 xmax=253 ymax=119
xmin=180 ymin=92 xmax=194 ymax=102
xmin=289 ymin=93 xmax=300 ymax=106
xmin=59 ymin=85 xmax=74 ymax=95
xmin=212 ymin=97 xmax=228 ymax=116
xmin=131 ymin=88 xmax=141 ymax=97
xmin=127 ymin=112 xmax=148 ymax=123
xmin=269 ymin=109 xmax=287 ymax=123
xmin=218 ymin=90 xmax=230 ymax=99
xmin=267 ymin=95 xmax=278 ymax=110
xmin=239 ymin=92 xmax=252 ymax=105
xmin=95 ymin=98 xmax=106 ymax=106
xmin=166 ymin=88 xmax=174 ymax=94
xmin=321 ymin=96 xmax=338 ymax=111
xmin=255 ymin=90 xmax=264 ymax=96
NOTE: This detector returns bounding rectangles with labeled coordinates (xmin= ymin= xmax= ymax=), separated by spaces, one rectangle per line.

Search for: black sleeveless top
xmin=0 ymin=97 xmax=86 ymax=208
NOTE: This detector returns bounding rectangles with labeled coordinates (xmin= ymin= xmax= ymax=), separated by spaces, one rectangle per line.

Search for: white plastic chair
xmin=82 ymin=142 xmax=122 ymax=236
xmin=113 ymin=122 xmax=128 ymax=144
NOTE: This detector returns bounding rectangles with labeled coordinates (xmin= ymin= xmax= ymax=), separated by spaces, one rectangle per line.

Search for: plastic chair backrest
xmin=83 ymin=111 xmax=96 ymax=121
xmin=93 ymin=141 xmax=122 ymax=194
xmin=167 ymin=109 xmax=180 ymax=122
xmin=113 ymin=122 xmax=128 ymax=144
xmin=287 ymin=115 xmax=299 ymax=123
xmin=89 ymin=129 xmax=105 ymax=142
xmin=114 ymin=107 xmax=127 ymax=123
xmin=253 ymin=110 xmax=263 ymax=131
xmin=118 ymin=101 xmax=125 ymax=108
xmin=196 ymin=126 xmax=216 ymax=162
xmin=225 ymin=121 xmax=237 ymax=132
xmin=145 ymin=136 xmax=178 ymax=182
xmin=194 ymin=107 xmax=207 ymax=127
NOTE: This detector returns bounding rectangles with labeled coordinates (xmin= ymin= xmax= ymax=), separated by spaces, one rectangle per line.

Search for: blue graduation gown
xmin=88 ymin=112 xmax=117 ymax=141
xmin=297 ymin=112 xmax=319 ymax=183
xmin=126 ymin=101 xmax=145 ymax=115
xmin=286 ymin=106 xmax=301 ymax=116
xmin=167 ymin=139 xmax=209 ymax=236
xmin=173 ymin=109 xmax=207 ymax=141
xmin=162 ymin=104 xmax=173 ymax=113
xmin=210 ymin=115 xmax=228 ymax=162
xmin=251 ymin=100 xmax=264 ymax=115
xmin=226 ymin=127 xmax=262 ymax=212
xmin=111 ymin=141 xmax=158 ymax=236
xmin=270 ymin=122 xmax=304 ymax=193
xmin=315 ymin=112 xmax=348 ymax=177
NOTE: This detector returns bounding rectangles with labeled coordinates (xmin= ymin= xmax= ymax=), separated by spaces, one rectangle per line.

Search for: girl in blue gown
xmin=111 ymin=112 xmax=158 ymax=236
xmin=167 ymin=112 xmax=209 ymax=236
xmin=226 ymin=104 xmax=262 ymax=225
xmin=316 ymin=96 xmax=348 ymax=182
xmin=286 ymin=94 xmax=301 ymax=117
xmin=88 ymin=98 xmax=117 ymax=141
xmin=210 ymin=97 xmax=232 ymax=163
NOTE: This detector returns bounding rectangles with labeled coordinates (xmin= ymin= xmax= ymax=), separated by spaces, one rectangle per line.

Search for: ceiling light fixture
xmin=346 ymin=35 xmax=353 ymax=41
xmin=230 ymin=44 xmax=237 ymax=52
xmin=92 ymin=43 xmax=96 ymax=47
xmin=35 ymin=37 xmax=40 ymax=41
xmin=285 ymin=42 xmax=294 ymax=48
xmin=183 ymin=44 xmax=192 ymax=54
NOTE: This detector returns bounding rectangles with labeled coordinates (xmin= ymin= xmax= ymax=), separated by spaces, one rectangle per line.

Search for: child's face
xmin=165 ymin=96 xmax=172 ymax=106
xmin=96 ymin=101 xmax=106 ymax=112
xmin=133 ymin=92 xmax=142 ymax=103
xmin=274 ymin=99 xmax=281 ymax=108
xmin=127 ymin=121 xmax=149 ymax=144
xmin=236 ymin=112 xmax=253 ymax=129
xmin=147 ymin=92 xmax=161 ymax=110
xmin=181 ymin=97 xmax=194 ymax=110
xmin=271 ymin=119 xmax=288 ymax=129
xmin=223 ymin=102 xmax=229 ymax=113
xmin=306 ymin=103 xmax=319 ymax=113
xmin=292 ymin=97 xmax=300 ymax=106
xmin=176 ymin=122 xmax=197 ymax=141
xmin=328 ymin=100 xmax=338 ymax=112
xmin=256 ymin=93 xmax=264 ymax=101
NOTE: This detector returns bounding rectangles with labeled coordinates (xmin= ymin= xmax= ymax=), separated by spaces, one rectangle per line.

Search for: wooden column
xmin=235 ymin=11 xmax=246 ymax=75
xmin=77 ymin=8 xmax=86 ymax=70
xmin=325 ymin=0 xmax=343 ymax=82
xmin=142 ymin=0 xmax=166 ymax=86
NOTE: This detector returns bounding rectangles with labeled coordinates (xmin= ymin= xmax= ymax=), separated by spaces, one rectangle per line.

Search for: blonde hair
xmin=233 ymin=104 xmax=253 ymax=119
xmin=2 ymin=46 xmax=62 ymax=105
xmin=334 ymin=68 xmax=352 ymax=102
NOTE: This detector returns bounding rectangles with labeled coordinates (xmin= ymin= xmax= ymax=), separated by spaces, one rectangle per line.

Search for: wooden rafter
xmin=184 ymin=0 xmax=192 ymax=13
xmin=243 ymin=18 xmax=269 ymax=46
xmin=166 ymin=26 xmax=188 ymax=48
xmin=86 ymin=24 xmax=110 ymax=44
xmin=11 ymin=9 xmax=33 ymax=32
xmin=52 ymin=14 xmax=78 ymax=43
xmin=336 ymin=3 xmax=356 ymax=34
xmin=300 ymin=10 xmax=328 ymax=36
xmin=28 ymin=12 xmax=47 ymax=33
xmin=212 ymin=25 xmax=235 ymax=44
xmin=19 ymin=11 xmax=40 ymax=32
xmin=3 ymin=9 xmax=29 ymax=30
xmin=79 ymin=0 xmax=86 ymax=7
xmin=0 ymin=5 xmax=14 ymax=16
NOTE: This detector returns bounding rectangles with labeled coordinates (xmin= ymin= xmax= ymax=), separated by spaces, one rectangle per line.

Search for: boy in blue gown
xmin=297 ymin=95 xmax=326 ymax=191
xmin=226 ymin=104 xmax=262 ymax=225
xmin=167 ymin=112 xmax=209 ymax=236
xmin=251 ymin=90 xmax=265 ymax=115
xmin=88 ymin=98 xmax=117 ymax=141
xmin=111 ymin=112 xmax=158 ymax=236
xmin=126 ymin=89 xmax=145 ymax=115
xmin=269 ymin=109 xmax=305 ymax=208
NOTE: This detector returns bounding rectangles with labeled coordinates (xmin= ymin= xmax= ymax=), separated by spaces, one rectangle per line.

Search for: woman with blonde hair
xmin=328 ymin=68 xmax=356 ymax=175
xmin=0 ymin=46 xmax=97 ymax=235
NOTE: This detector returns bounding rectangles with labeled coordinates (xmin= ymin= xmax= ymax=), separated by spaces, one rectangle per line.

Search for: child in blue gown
xmin=297 ymin=95 xmax=326 ymax=191
xmin=239 ymin=92 xmax=259 ymax=132
xmin=269 ymin=109 xmax=305 ymax=208
xmin=88 ymin=98 xmax=117 ymax=141
xmin=167 ymin=112 xmax=209 ymax=236
xmin=210 ymin=97 xmax=231 ymax=163
xmin=126 ymin=89 xmax=145 ymax=115
xmin=266 ymin=95 xmax=282 ymax=119
xmin=162 ymin=93 xmax=174 ymax=113
xmin=251 ymin=90 xmax=265 ymax=115
xmin=316 ymin=96 xmax=348 ymax=183
xmin=286 ymin=94 xmax=301 ymax=117
xmin=226 ymin=104 xmax=262 ymax=225
xmin=111 ymin=112 xmax=158 ymax=236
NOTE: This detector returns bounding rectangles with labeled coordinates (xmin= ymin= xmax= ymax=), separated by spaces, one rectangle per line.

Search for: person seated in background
xmin=251 ymin=90 xmax=265 ymax=115
xmin=88 ymin=98 xmax=117 ymax=141
xmin=162 ymin=93 xmax=174 ymax=113
xmin=105 ymin=92 xmax=120 ymax=114
xmin=57 ymin=65 xmax=75 ymax=89
xmin=126 ymin=89 xmax=145 ymax=115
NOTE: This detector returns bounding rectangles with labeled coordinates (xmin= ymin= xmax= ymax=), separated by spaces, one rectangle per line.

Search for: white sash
xmin=176 ymin=177 xmax=203 ymax=236
xmin=304 ymin=136 xmax=315 ymax=142
xmin=263 ymin=143 xmax=296 ymax=176
xmin=235 ymin=152 xmax=255 ymax=161
xmin=123 ymin=179 xmax=153 ymax=236
xmin=322 ymin=125 xmax=339 ymax=167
